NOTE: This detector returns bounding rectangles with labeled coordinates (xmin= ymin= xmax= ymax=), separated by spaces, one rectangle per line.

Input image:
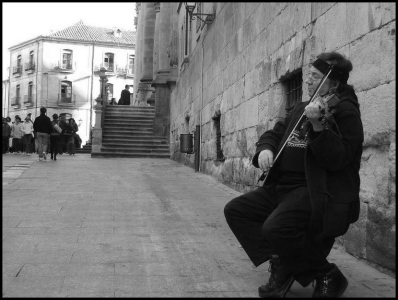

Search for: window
xmin=61 ymin=81 xmax=72 ymax=103
xmin=283 ymin=71 xmax=303 ymax=115
xmin=104 ymin=53 xmax=114 ymax=71
xmin=212 ymin=111 xmax=224 ymax=161
xmin=106 ymin=83 xmax=113 ymax=101
xmin=128 ymin=55 xmax=134 ymax=74
xmin=28 ymin=82 xmax=33 ymax=101
xmin=25 ymin=51 xmax=35 ymax=71
xmin=13 ymin=55 xmax=22 ymax=74
xmin=12 ymin=84 xmax=21 ymax=105
xmin=62 ymin=50 xmax=73 ymax=69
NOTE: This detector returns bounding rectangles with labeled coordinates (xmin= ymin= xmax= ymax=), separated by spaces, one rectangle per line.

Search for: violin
xmin=298 ymin=87 xmax=342 ymax=138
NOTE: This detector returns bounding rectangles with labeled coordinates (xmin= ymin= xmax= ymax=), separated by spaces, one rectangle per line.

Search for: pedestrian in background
xmin=33 ymin=107 xmax=53 ymax=161
xmin=21 ymin=116 xmax=34 ymax=156
xmin=118 ymin=85 xmax=131 ymax=105
xmin=11 ymin=115 xmax=24 ymax=154
xmin=2 ymin=117 xmax=11 ymax=154
xmin=6 ymin=117 xmax=13 ymax=153
xmin=59 ymin=115 xmax=68 ymax=154
xmin=64 ymin=118 xmax=78 ymax=155
xmin=50 ymin=114 xmax=62 ymax=161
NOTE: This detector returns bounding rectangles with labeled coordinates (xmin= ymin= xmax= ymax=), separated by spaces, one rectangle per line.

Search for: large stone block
xmin=349 ymin=22 xmax=395 ymax=92
xmin=233 ymin=77 xmax=245 ymax=109
xmin=311 ymin=2 xmax=335 ymax=21
xmin=366 ymin=203 xmax=396 ymax=271
xmin=368 ymin=2 xmax=396 ymax=29
xmin=346 ymin=3 xmax=372 ymax=41
xmin=239 ymin=96 xmax=259 ymax=131
xmin=357 ymin=82 xmax=396 ymax=146
xmin=339 ymin=201 xmax=368 ymax=258
xmin=245 ymin=127 xmax=258 ymax=157
xmin=360 ymin=146 xmax=390 ymax=206
xmin=258 ymin=90 xmax=270 ymax=126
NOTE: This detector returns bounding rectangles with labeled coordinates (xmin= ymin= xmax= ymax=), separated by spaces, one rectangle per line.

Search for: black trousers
xmin=224 ymin=185 xmax=335 ymax=287
xmin=50 ymin=135 xmax=61 ymax=157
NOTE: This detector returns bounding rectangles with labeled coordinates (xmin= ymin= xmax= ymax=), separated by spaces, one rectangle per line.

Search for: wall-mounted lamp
xmin=78 ymin=118 xmax=83 ymax=127
xmin=184 ymin=2 xmax=215 ymax=25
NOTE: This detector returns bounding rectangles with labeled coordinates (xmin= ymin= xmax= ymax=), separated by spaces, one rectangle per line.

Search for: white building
xmin=6 ymin=20 xmax=136 ymax=144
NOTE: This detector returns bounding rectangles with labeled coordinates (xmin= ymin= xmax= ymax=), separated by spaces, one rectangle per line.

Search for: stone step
xmin=102 ymin=138 xmax=167 ymax=144
xmin=104 ymin=118 xmax=153 ymax=123
xmin=103 ymin=124 xmax=153 ymax=129
xmin=104 ymin=114 xmax=155 ymax=119
xmin=92 ymin=151 xmax=170 ymax=158
xmin=101 ymin=146 xmax=169 ymax=153
xmin=102 ymin=143 xmax=169 ymax=149
xmin=103 ymin=127 xmax=153 ymax=136
xmin=106 ymin=106 xmax=154 ymax=110
xmin=102 ymin=133 xmax=166 ymax=140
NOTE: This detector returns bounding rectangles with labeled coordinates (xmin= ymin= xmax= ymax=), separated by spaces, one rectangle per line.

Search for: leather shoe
xmin=312 ymin=263 xmax=348 ymax=298
xmin=258 ymin=255 xmax=295 ymax=298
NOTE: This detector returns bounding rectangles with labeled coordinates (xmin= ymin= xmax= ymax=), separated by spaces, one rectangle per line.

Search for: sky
xmin=2 ymin=2 xmax=136 ymax=79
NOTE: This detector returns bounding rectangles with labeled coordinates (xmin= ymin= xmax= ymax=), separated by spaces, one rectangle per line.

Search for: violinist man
xmin=224 ymin=52 xmax=363 ymax=298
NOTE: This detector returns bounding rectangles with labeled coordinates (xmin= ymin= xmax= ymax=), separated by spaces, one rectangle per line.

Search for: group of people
xmin=2 ymin=107 xmax=82 ymax=161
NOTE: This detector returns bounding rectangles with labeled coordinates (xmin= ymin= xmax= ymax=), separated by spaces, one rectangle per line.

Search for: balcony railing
xmin=51 ymin=61 xmax=74 ymax=72
xmin=94 ymin=64 xmax=115 ymax=73
xmin=58 ymin=94 xmax=76 ymax=106
xmin=24 ymin=62 xmax=36 ymax=72
xmin=12 ymin=66 xmax=22 ymax=75
xmin=11 ymin=96 xmax=21 ymax=107
xmin=23 ymin=94 xmax=35 ymax=106
xmin=116 ymin=65 xmax=134 ymax=77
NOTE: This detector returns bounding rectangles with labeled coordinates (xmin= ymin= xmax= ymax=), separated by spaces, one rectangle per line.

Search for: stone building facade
xmin=6 ymin=21 xmax=135 ymax=144
xmin=134 ymin=3 xmax=396 ymax=273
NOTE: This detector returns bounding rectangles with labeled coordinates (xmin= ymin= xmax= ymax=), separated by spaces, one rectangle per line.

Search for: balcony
xmin=12 ymin=66 xmax=22 ymax=76
xmin=23 ymin=94 xmax=35 ymax=107
xmin=116 ymin=65 xmax=134 ymax=78
xmin=51 ymin=62 xmax=75 ymax=73
xmin=58 ymin=94 xmax=76 ymax=106
xmin=24 ymin=62 xmax=35 ymax=73
xmin=94 ymin=64 xmax=115 ymax=75
xmin=11 ymin=97 xmax=21 ymax=108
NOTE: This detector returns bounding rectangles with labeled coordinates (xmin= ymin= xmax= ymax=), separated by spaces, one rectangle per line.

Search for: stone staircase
xmin=92 ymin=105 xmax=169 ymax=158
xmin=76 ymin=141 xmax=92 ymax=154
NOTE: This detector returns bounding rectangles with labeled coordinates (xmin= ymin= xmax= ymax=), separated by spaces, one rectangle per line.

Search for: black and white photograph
xmin=2 ymin=2 xmax=395 ymax=298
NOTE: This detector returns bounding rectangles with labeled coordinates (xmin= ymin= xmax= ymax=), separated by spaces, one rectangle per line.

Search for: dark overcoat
xmin=252 ymin=85 xmax=364 ymax=238
xmin=118 ymin=89 xmax=131 ymax=105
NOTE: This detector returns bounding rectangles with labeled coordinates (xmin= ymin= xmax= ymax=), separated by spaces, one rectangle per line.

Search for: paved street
xmin=2 ymin=153 xmax=396 ymax=297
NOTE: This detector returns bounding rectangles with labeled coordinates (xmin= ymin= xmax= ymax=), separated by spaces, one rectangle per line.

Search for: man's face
xmin=305 ymin=66 xmax=333 ymax=97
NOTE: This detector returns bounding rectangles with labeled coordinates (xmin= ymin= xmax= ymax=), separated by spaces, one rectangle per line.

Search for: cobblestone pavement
xmin=2 ymin=153 xmax=396 ymax=297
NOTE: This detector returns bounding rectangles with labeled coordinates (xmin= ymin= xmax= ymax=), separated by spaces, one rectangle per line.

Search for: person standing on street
xmin=2 ymin=118 xmax=12 ymax=154
xmin=33 ymin=107 xmax=53 ymax=161
xmin=11 ymin=115 xmax=24 ymax=154
xmin=224 ymin=52 xmax=364 ymax=298
xmin=50 ymin=114 xmax=61 ymax=161
xmin=21 ymin=116 xmax=34 ymax=156
xmin=118 ymin=85 xmax=131 ymax=105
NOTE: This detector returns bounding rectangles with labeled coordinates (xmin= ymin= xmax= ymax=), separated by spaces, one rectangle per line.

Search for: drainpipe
xmin=89 ymin=43 xmax=95 ymax=143
xmin=199 ymin=39 xmax=204 ymax=172
xmin=35 ymin=40 xmax=39 ymax=119
xmin=8 ymin=54 xmax=11 ymax=117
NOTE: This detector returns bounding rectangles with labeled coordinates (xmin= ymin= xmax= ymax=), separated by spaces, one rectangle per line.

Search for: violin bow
xmin=258 ymin=64 xmax=334 ymax=183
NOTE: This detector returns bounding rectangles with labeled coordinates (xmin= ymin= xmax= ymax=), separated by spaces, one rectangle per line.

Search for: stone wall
xmin=168 ymin=3 xmax=396 ymax=272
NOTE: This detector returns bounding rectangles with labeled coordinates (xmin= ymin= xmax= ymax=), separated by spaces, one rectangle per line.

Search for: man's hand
xmin=305 ymin=97 xmax=325 ymax=131
xmin=258 ymin=149 xmax=274 ymax=172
